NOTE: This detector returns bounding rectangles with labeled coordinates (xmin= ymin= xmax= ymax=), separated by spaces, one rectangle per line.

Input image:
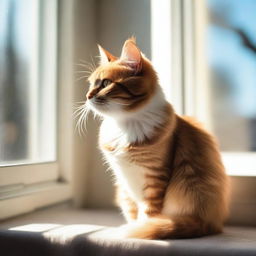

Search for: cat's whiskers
xmin=74 ymin=69 xmax=92 ymax=82
xmin=74 ymin=70 xmax=93 ymax=74
xmin=74 ymin=103 xmax=91 ymax=136
xmin=74 ymin=63 xmax=94 ymax=72
xmin=90 ymin=55 xmax=97 ymax=71
xmin=73 ymin=104 xmax=86 ymax=118
xmin=78 ymin=59 xmax=96 ymax=73
xmin=74 ymin=56 xmax=101 ymax=86
xmin=74 ymin=67 xmax=93 ymax=79
xmin=75 ymin=75 xmax=90 ymax=83
xmin=74 ymin=61 xmax=95 ymax=83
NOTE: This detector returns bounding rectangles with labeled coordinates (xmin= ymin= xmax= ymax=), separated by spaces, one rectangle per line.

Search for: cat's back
xmin=172 ymin=115 xmax=226 ymax=178
xmin=175 ymin=115 xmax=220 ymax=152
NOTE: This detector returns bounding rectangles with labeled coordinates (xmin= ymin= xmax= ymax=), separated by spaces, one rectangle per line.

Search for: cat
xmin=83 ymin=37 xmax=229 ymax=239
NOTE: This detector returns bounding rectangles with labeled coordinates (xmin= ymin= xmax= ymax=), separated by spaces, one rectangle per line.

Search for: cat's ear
xmin=120 ymin=39 xmax=142 ymax=74
xmin=98 ymin=45 xmax=117 ymax=65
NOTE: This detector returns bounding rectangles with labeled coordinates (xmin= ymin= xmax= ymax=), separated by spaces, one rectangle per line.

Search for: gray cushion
xmin=1 ymin=225 xmax=256 ymax=256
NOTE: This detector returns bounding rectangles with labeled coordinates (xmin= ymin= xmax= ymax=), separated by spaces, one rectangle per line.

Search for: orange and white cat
xmin=84 ymin=38 xmax=229 ymax=239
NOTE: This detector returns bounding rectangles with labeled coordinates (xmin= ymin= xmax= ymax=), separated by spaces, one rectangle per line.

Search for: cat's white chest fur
xmin=100 ymin=117 xmax=147 ymax=203
xmin=100 ymin=89 xmax=166 ymax=202
xmin=105 ymin=151 xmax=145 ymax=202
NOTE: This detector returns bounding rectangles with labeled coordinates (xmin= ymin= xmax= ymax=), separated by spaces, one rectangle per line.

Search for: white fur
xmin=106 ymin=152 xmax=145 ymax=201
xmin=98 ymin=87 xmax=167 ymax=216
xmin=99 ymin=87 xmax=167 ymax=146
xmin=87 ymin=86 xmax=167 ymax=218
xmin=105 ymin=152 xmax=150 ymax=220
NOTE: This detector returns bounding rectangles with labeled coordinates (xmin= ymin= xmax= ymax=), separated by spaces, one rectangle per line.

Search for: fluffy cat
xmin=83 ymin=38 xmax=229 ymax=239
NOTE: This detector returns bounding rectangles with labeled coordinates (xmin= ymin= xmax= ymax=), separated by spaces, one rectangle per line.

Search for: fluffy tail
xmin=125 ymin=216 xmax=221 ymax=239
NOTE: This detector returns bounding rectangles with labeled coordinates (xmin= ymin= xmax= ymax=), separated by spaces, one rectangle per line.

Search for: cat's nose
xmin=87 ymin=87 xmax=101 ymax=100
xmin=86 ymin=91 xmax=94 ymax=100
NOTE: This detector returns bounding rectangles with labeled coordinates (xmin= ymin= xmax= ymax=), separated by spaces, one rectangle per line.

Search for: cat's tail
xmin=125 ymin=215 xmax=221 ymax=239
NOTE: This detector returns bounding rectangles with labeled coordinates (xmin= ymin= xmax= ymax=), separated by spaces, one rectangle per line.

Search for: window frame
xmin=184 ymin=0 xmax=256 ymax=177
xmin=151 ymin=0 xmax=256 ymax=225
xmin=0 ymin=0 xmax=74 ymax=220
xmin=183 ymin=0 xmax=256 ymax=225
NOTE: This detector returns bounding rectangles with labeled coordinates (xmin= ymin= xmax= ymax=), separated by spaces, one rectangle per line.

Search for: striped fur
xmin=85 ymin=38 xmax=230 ymax=239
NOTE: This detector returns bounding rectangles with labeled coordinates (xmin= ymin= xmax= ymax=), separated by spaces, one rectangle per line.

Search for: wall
xmin=96 ymin=0 xmax=151 ymax=58
xmin=71 ymin=0 xmax=99 ymax=207
xmin=75 ymin=0 xmax=152 ymax=207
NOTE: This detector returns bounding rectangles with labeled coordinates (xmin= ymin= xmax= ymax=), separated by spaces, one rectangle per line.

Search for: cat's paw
xmin=88 ymin=223 xmax=143 ymax=240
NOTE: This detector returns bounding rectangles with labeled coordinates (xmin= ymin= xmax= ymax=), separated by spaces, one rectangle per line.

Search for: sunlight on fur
xmin=76 ymin=37 xmax=230 ymax=240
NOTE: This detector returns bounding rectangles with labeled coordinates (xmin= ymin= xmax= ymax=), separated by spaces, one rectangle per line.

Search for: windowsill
xmin=0 ymin=182 xmax=72 ymax=220
xmin=0 ymin=203 xmax=124 ymax=229
xmin=1 ymin=204 xmax=256 ymax=256
xmin=223 ymin=152 xmax=256 ymax=176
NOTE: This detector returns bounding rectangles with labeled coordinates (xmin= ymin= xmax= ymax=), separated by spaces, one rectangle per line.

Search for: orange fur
xmin=85 ymin=38 xmax=230 ymax=239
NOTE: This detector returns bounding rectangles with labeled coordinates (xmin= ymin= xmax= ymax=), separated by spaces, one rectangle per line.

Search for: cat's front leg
xmin=142 ymin=192 xmax=164 ymax=218
xmin=115 ymin=186 xmax=138 ymax=223
xmin=142 ymin=173 xmax=170 ymax=218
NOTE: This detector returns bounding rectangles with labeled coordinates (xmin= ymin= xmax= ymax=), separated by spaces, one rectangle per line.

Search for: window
xmin=207 ymin=0 xmax=256 ymax=153
xmin=194 ymin=0 xmax=256 ymax=176
xmin=151 ymin=0 xmax=256 ymax=176
xmin=0 ymin=0 xmax=56 ymax=166
xmin=150 ymin=0 xmax=256 ymax=225
xmin=207 ymin=0 xmax=256 ymax=175
xmin=0 ymin=0 xmax=72 ymax=220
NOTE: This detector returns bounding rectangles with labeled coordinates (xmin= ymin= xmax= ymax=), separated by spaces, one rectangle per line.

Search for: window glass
xmin=207 ymin=0 xmax=256 ymax=152
xmin=0 ymin=0 xmax=56 ymax=166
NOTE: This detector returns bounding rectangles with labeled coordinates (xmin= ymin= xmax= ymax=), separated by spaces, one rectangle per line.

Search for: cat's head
xmin=86 ymin=38 xmax=161 ymax=119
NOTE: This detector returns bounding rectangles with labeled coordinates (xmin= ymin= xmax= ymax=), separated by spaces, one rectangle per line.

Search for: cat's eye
xmin=101 ymin=79 xmax=112 ymax=88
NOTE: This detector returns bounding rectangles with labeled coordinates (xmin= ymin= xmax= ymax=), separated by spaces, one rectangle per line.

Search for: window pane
xmin=207 ymin=0 xmax=256 ymax=152
xmin=0 ymin=0 xmax=57 ymax=166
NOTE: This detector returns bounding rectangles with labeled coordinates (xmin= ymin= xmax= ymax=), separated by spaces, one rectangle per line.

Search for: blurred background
xmin=0 ymin=0 xmax=255 ymax=222
xmin=208 ymin=0 xmax=256 ymax=152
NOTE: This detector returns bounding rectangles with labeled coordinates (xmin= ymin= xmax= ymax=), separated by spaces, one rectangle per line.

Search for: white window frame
xmin=151 ymin=0 xmax=183 ymax=115
xmin=0 ymin=0 xmax=75 ymax=220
